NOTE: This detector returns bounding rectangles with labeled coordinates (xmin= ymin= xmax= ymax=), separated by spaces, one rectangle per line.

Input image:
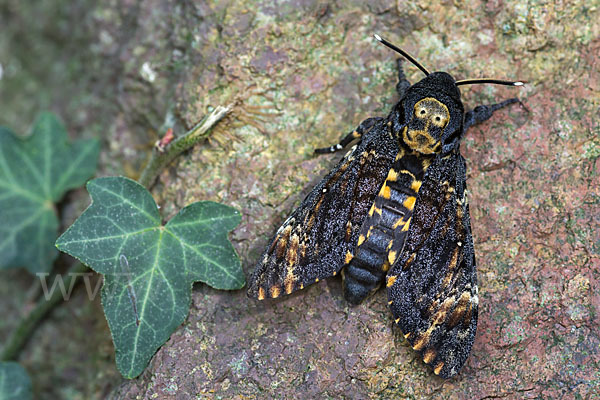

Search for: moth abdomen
xmin=342 ymin=155 xmax=429 ymax=305
xmin=343 ymin=231 xmax=390 ymax=304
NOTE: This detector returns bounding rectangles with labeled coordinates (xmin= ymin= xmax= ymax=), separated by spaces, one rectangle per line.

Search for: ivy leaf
xmin=0 ymin=112 xmax=99 ymax=273
xmin=0 ymin=362 xmax=33 ymax=400
xmin=55 ymin=176 xmax=244 ymax=378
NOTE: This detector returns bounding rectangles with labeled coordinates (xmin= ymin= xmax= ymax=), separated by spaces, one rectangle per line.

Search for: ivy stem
xmin=1 ymin=105 xmax=231 ymax=362
xmin=2 ymin=263 xmax=89 ymax=360
xmin=139 ymin=105 xmax=232 ymax=188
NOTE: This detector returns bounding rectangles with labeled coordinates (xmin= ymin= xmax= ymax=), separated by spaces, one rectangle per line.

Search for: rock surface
xmin=1 ymin=0 xmax=598 ymax=398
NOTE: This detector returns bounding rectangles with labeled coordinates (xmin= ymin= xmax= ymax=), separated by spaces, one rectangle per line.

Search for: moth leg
xmin=315 ymin=117 xmax=382 ymax=154
xmin=396 ymin=58 xmax=411 ymax=97
xmin=464 ymin=98 xmax=520 ymax=130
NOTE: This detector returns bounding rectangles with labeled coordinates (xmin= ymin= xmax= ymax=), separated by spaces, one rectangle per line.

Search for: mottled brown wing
xmin=248 ymin=119 xmax=400 ymax=300
xmin=387 ymin=151 xmax=478 ymax=378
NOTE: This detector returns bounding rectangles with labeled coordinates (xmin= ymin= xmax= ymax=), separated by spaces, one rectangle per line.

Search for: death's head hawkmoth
xmin=247 ymin=34 xmax=524 ymax=378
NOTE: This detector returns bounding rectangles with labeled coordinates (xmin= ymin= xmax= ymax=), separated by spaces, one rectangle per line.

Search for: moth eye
xmin=435 ymin=116 xmax=440 ymax=121
xmin=420 ymin=109 xmax=426 ymax=115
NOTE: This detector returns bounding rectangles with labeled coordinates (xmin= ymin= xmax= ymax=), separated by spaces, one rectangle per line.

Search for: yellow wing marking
xmin=270 ymin=286 xmax=281 ymax=299
xmin=423 ymin=348 xmax=437 ymax=364
xmin=386 ymin=275 xmax=397 ymax=288
xmin=345 ymin=251 xmax=354 ymax=264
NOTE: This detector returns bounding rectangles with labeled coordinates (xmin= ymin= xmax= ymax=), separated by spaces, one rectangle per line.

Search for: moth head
xmin=373 ymin=34 xmax=525 ymax=155
xmin=401 ymin=72 xmax=464 ymax=155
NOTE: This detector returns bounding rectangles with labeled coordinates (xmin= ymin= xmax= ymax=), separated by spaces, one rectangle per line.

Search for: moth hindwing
xmin=248 ymin=36 xmax=523 ymax=379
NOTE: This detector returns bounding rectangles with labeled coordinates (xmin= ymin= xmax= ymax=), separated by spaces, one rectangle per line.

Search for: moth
xmin=248 ymin=35 xmax=524 ymax=378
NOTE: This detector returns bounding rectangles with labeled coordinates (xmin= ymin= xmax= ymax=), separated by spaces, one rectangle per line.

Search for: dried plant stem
xmin=139 ymin=105 xmax=231 ymax=188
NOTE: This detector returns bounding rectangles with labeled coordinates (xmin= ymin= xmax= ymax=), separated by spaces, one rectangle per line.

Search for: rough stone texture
xmin=1 ymin=0 xmax=599 ymax=399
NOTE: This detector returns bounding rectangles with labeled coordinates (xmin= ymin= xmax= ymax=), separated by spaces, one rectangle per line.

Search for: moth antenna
xmin=374 ymin=34 xmax=430 ymax=77
xmin=455 ymin=78 xmax=526 ymax=87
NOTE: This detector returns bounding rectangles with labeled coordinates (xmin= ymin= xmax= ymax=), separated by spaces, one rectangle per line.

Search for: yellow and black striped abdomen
xmin=342 ymin=153 xmax=431 ymax=304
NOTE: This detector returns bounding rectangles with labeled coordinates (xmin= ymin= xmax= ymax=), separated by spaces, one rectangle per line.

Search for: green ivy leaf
xmin=55 ymin=176 xmax=244 ymax=378
xmin=0 ymin=362 xmax=33 ymax=400
xmin=0 ymin=112 xmax=99 ymax=273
